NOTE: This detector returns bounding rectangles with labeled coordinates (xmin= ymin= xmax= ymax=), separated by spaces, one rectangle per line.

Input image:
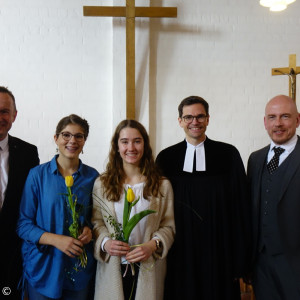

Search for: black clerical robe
xmin=156 ymin=138 xmax=251 ymax=300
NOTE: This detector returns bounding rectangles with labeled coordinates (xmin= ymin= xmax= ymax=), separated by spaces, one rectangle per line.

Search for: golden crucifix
xmin=83 ymin=1 xmax=177 ymax=119
xmin=272 ymin=54 xmax=300 ymax=102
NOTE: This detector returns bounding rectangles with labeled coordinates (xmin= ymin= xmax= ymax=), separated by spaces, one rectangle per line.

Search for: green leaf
xmin=123 ymin=210 xmax=156 ymax=242
xmin=69 ymin=222 xmax=79 ymax=238
xmin=123 ymin=188 xmax=130 ymax=228
xmin=131 ymin=196 xmax=140 ymax=207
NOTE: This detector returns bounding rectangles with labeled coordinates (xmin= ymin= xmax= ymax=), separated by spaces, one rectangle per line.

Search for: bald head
xmin=264 ymin=95 xmax=300 ymax=145
xmin=265 ymin=95 xmax=298 ymax=115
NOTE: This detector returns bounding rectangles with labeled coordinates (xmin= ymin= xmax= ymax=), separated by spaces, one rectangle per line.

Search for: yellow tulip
xmin=127 ymin=187 xmax=135 ymax=203
xmin=65 ymin=176 xmax=74 ymax=187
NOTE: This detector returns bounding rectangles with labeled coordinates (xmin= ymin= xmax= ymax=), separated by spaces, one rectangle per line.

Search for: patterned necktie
xmin=267 ymin=147 xmax=285 ymax=174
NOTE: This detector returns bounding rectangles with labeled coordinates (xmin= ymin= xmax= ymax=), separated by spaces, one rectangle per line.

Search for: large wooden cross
xmin=83 ymin=1 xmax=177 ymax=119
xmin=272 ymin=54 xmax=300 ymax=102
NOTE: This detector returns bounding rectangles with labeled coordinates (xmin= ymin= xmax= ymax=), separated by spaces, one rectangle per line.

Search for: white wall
xmin=0 ymin=0 xmax=300 ymax=170
xmin=152 ymin=0 xmax=300 ymax=164
xmin=0 ymin=0 xmax=113 ymax=171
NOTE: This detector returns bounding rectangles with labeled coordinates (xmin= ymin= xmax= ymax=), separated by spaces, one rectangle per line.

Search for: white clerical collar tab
xmin=183 ymin=141 xmax=206 ymax=173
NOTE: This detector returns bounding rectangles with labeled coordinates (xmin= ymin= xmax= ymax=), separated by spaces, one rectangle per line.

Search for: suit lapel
xmin=3 ymin=136 xmax=18 ymax=204
xmin=278 ymin=137 xmax=300 ymax=200
xmin=253 ymin=146 xmax=269 ymax=209
xmin=8 ymin=135 xmax=18 ymax=174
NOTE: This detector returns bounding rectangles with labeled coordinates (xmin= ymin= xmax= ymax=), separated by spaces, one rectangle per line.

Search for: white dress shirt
xmin=267 ymin=134 xmax=298 ymax=166
xmin=0 ymin=135 xmax=9 ymax=209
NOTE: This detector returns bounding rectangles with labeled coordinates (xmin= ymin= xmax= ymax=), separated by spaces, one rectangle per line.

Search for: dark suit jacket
xmin=0 ymin=135 xmax=39 ymax=296
xmin=247 ymin=136 xmax=300 ymax=285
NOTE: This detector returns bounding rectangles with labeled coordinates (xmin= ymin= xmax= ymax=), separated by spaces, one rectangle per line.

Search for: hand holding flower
xmin=39 ymin=232 xmax=83 ymax=258
xmin=125 ymin=240 xmax=156 ymax=263
xmin=55 ymin=235 xmax=84 ymax=258
xmin=78 ymin=226 xmax=93 ymax=244
xmin=104 ymin=239 xmax=130 ymax=257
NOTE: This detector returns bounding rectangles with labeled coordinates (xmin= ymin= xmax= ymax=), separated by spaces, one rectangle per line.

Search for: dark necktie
xmin=267 ymin=147 xmax=285 ymax=174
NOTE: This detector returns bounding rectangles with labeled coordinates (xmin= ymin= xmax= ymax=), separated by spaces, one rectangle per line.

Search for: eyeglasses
xmin=59 ymin=132 xmax=85 ymax=142
xmin=181 ymin=114 xmax=207 ymax=123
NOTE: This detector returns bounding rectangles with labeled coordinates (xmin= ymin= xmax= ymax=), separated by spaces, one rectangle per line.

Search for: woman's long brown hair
xmin=100 ymin=119 xmax=161 ymax=202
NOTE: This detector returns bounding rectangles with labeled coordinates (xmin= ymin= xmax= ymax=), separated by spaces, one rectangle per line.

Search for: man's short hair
xmin=178 ymin=96 xmax=209 ymax=117
xmin=0 ymin=86 xmax=17 ymax=111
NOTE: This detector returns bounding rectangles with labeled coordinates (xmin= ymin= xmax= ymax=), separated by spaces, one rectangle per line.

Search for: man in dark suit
xmin=248 ymin=94 xmax=300 ymax=300
xmin=0 ymin=86 xmax=39 ymax=298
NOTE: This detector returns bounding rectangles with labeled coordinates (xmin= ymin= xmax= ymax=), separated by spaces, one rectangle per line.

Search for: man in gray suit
xmin=248 ymin=94 xmax=300 ymax=300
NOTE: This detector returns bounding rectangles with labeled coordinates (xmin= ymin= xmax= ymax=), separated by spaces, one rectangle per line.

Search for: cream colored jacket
xmin=92 ymin=178 xmax=175 ymax=300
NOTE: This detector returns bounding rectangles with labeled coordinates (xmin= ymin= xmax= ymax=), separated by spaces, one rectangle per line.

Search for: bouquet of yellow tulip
xmin=106 ymin=187 xmax=156 ymax=243
xmin=122 ymin=187 xmax=156 ymax=243
xmin=65 ymin=176 xmax=88 ymax=269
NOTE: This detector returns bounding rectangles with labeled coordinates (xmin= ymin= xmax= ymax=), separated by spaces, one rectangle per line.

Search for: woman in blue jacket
xmin=17 ymin=114 xmax=99 ymax=300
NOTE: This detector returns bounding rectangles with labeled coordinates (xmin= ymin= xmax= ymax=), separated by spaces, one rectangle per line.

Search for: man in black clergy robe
xmin=0 ymin=86 xmax=39 ymax=298
xmin=156 ymin=96 xmax=251 ymax=300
